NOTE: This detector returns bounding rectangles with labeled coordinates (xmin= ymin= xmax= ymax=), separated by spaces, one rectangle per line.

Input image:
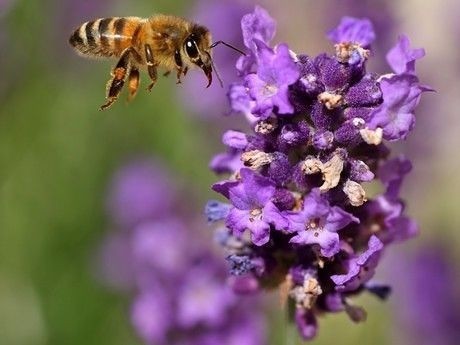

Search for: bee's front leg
xmin=145 ymin=44 xmax=158 ymax=91
xmin=175 ymin=68 xmax=183 ymax=84
xmin=101 ymin=47 xmax=134 ymax=110
xmin=175 ymin=66 xmax=189 ymax=84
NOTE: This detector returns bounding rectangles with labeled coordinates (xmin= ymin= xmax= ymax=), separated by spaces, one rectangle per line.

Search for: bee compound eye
xmin=185 ymin=38 xmax=199 ymax=59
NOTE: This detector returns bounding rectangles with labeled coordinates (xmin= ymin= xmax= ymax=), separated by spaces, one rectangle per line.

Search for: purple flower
xmin=326 ymin=17 xmax=376 ymax=66
xmin=131 ymin=287 xmax=172 ymax=345
xmin=390 ymin=245 xmax=460 ymax=345
xmin=228 ymin=82 xmax=257 ymax=118
xmin=245 ymin=42 xmax=300 ymax=118
xmin=344 ymin=74 xmax=383 ymax=107
xmin=177 ymin=265 xmax=236 ymax=328
xmin=237 ymin=5 xmax=276 ymax=75
xmin=190 ymin=313 xmax=266 ymax=345
xmin=327 ymin=16 xmax=376 ymax=47
xmin=222 ymin=130 xmax=249 ymax=149
xmin=97 ymin=232 xmax=135 ymax=291
xmin=349 ymin=159 xmax=375 ymax=182
xmin=241 ymin=5 xmax=276 ymax=50
xmin=331 ymin=235 xmax=384 ymax=291
xmin=364 ymin=195 xmax=418 ymax=244
xmin=106 ymin=159 xmax=176 ymax=227
xmin=100 ymin=159 xmax=267 ymax=345
xmin=286 ymin=189 xmax=359 ymax=257
xmin=226 ymin=254 xmax=259 ymax=276
xmin=208 ymin=7 xmax=428 ymax=341
xmin=368 ymin=74 xmax=426 ymax=141
xmin=295 ymin=309 xmax=317 ymax=340
xmin=222 ymin=168 xmax=288 ymax=245
xmin=220 ymin=314 xmax=267 ymax=345
xmin=387 ymin=35 xmax=425 ymax=75
xmin=132 ymin=220 xmax=190 ymax=277
xmin=209 ymin=150 xmax=243 ymax=174
xmin=378 ymin=155 xmax=412 ymax=200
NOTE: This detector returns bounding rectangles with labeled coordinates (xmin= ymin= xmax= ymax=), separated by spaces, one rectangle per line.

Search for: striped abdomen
xmin=69 ymin=17 xmax=145 ymax=58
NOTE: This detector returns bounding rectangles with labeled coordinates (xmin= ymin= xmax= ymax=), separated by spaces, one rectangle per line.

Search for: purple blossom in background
xmin=100 ymin=159 xmax=266 ymax=345
xmin=208 ymin=7 xmax=429 ymax=341
xmin=106 ymin=160 xmax=176 ymax=228
xmin=390 ymin=245 xmax=460 ymax=345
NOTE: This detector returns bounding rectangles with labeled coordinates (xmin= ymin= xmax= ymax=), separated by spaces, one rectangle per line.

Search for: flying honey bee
xmin=69 ymin=14 xmax=244 ymax=110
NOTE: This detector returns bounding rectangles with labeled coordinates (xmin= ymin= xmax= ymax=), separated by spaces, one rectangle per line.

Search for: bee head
xmin=184 ymin=25 xmax=213 ymax=87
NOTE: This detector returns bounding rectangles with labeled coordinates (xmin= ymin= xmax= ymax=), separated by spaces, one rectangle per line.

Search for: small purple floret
xmin=327 ymin=16 xmax=376 ymax=47
xmin=368 ymin=74 xmax=427 ymax=140
xmin=241 ymin=5 xmax=276 ymax=50
xmin=224 ymin=168 xmax=288 ymax=245
xmin=386 ymin=34 xmax=425 ymax=75
xmin=286 ymin=189 xmax=359 ymax=257
xmin=245 ymin=42 xmax=300 ymax=118
xmin=331 ymin=235 xmax=384 ymax=291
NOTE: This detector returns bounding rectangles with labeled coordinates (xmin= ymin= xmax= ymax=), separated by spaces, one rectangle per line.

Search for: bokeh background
xmin=0 ymin=0 xmax=458 ymax=344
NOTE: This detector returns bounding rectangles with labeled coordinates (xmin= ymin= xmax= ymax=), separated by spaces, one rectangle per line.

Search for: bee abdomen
xmin=69 ymin=17 xmax=143 ymax=58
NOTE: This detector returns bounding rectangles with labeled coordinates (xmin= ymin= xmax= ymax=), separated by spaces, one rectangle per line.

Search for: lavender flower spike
xmin=209 ymin=7 xmax=429 ymax=341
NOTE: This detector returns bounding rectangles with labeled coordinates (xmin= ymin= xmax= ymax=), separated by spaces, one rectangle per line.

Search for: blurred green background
xmin=0 ymin=1 xmax=458 ymax=344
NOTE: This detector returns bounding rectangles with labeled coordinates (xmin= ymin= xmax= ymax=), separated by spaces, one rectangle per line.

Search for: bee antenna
xmin=210 ymin=41 xmax=246 ymax=56
xmin=205 ymin=52 xmax=224 ymax=88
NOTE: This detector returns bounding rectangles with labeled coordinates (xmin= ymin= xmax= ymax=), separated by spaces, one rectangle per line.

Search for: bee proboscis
xmin=69 ymin=14 xmax=244 ymax=110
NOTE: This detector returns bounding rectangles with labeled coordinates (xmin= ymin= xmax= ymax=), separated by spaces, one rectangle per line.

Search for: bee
xmin=69 ymin=14 xmax=244 ymax=110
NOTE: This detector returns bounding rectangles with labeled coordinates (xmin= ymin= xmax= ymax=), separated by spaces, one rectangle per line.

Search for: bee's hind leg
xmin=100 ymin=47 xmax=135 ymax=111
xmin=127 ymin=67 xmax=140 ymax=102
